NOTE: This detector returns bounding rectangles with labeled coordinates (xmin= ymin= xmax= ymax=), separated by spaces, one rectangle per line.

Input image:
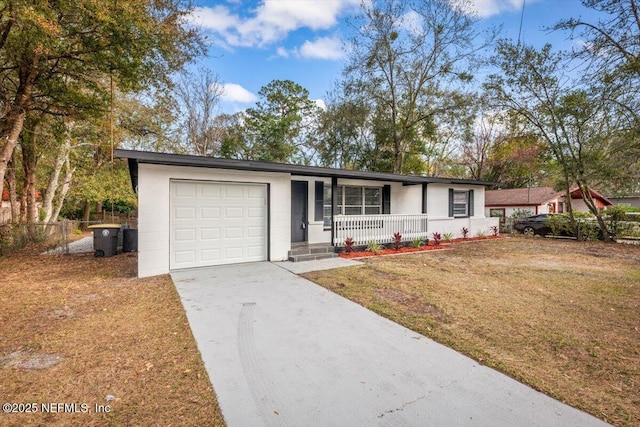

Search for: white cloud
xmin=315 ymin=99 xmax=327 ymax=111
xmin=452 ymin=0 xmax=539 ymax=18
xmin=188 ymin=0 xmax=360 ymax=48
xmin=298 ymin=36 xmax=344 ymax=60
xmin=276 ymin=46 xmax=289 ymax=58
xmin=218 ymin=83 xmax=257 ymax=103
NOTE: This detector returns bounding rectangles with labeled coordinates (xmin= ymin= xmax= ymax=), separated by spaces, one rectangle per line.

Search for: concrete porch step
xmin=287 ymin=252 xmax=338 ymax=263
xmin=289 ymin=243 xmax=335 ymax=256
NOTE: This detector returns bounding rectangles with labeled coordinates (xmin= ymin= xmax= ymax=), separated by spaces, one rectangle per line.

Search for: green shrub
xmin=365 ymin=241 xmax=383 ymax=254
xmin=547 ymin=214 xmax=573 ymax=236
xmin=103 ymin=199 xmax=137 ymax=214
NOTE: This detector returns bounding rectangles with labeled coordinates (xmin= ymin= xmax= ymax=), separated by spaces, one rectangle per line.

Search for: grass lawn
xmin=0 ymin=242 xmax=225 ymax=426
xmin=303 ymin=237 xmax=640 ymax=427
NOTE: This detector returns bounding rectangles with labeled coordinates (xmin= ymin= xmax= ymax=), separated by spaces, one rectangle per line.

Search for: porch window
xmin=323 ymin=184 xmax=383 ymax=228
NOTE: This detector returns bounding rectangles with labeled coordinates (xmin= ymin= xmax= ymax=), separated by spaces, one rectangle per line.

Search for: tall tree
xmin=244 ymin=80 xmax=318 ymax=163
xmin=0 ymin=0 xmax=203 ymax=203
xmin=314 ymin=90 xmax=373 ymax=169
xmin=554 ymin=0 xmax=640 ymax=79
xmin=172 ymin=68 xmax=224 ymax=156
xmin=460 ymin=112 xmax=551 ymax=187
xmin=554 ymin=0 xmax=640 ymax=195
xmin=216 ymin=113 xmax=251 ymax=160
xmin=117 ymin=91 xmax=178 ymax=154
xmin=485 ymin=41 xmax=638 ymax=240
xmin=342 ymin=0 xmax=489 ymax=173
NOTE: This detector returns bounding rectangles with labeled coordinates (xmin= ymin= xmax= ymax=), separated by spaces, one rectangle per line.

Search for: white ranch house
xmin=116 ymin=150 xmax=499 ymax=278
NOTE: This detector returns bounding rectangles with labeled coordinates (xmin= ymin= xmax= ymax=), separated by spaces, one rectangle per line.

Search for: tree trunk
xmin=21 ymin=127 xmax=38 ymax=225
xmin=21 ymin=142 xmax=37 ymax=242
xmin=6 ymin=151 xmax=19 ymax=222
xmin=81 ymin=200 xmax=91 ymax=230
xmin=42 ymin=140 xmax=69 ymax=224
xmin=19 ymin=172 xmax=27 ymax=224
xmin=0 ymin=111 xmax=27 ymax=204
xmin=48 ymin=155 xmax=75 ymax=232
xmin=0 ymin=59 xmax=38 ymax=203
xmin=577 ymin=181 xmax=612 ymax=242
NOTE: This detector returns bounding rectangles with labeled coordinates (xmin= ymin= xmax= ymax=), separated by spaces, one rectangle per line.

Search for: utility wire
xmin=518 ymin=0 xmax=526 ymax=46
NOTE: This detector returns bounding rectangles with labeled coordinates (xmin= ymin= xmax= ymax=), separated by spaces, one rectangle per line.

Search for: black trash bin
xmin=118 ymin=223 xmax=130 ymax=250
xmin=123 ymin=228 xmax=138 ymax=252
xmin=88 ymin=224 xmax=121 ymax=257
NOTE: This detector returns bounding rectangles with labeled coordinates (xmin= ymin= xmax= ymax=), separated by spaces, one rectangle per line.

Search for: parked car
xmin=515 ymin=213 xmax=615 ymax=240
xmin=514 ymin=214 xmax=566 ymax=236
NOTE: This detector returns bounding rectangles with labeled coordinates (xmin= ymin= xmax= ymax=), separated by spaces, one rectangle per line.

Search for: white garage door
xmin=170 ymin=180 xmax=267 ymax=269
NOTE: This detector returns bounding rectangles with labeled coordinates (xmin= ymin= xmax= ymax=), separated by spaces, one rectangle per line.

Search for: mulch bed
xmin=339 ymin=235 xmax=504 ymax=259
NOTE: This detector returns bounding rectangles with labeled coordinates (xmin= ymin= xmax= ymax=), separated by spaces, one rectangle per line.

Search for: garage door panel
xmin=201 ymin=185 xmax=221 ymax=198
xmin=170 ymin=181 xmax=267 ymax=269
xmin=224 ymin=207 xmax=244 ymax=219
xmin=247 ymin=226 xmax=264 ymax=238
xmin=247 ymin=186 xmax=264 ymax=198
xmin=175 ymin=229 xmax=196 ymax=242
xmin=174 ymin=250 xmax=196 ymax=264
xmin=201 ymin=248 xmax=221 ymax=261
xmin=247 ymin=207 xmax=264 ymax=218
xmin=175 ymin=183 xmax=196 ymax=197
xmin=225 ymin=186 xmax=244 ymax=198
xmin=201 ymin=207 xmax=221 ymax=219
xmin=247 ymin=246 xmax=264 ymax=257
xmin=201 ymin=228 xmax=220 ymax=240
xmin=175 ymin=206 xmax=196 ymax=219
xmin=225 ymin=227 xmax=243 ymax=239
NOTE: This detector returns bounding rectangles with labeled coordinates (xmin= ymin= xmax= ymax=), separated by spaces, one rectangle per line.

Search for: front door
xmin=291 ymin=181 xmax=308 ymax=243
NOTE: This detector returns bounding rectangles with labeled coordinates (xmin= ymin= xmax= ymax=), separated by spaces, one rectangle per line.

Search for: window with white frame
xmin=323 ymin=185 xmax=383 ymax=227
xmin=453 ymin=190 xmax=469 ymax=217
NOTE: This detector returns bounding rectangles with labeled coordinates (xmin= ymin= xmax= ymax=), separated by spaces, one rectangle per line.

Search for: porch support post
xmin=331 ymin=176 xmax=338 ymax=246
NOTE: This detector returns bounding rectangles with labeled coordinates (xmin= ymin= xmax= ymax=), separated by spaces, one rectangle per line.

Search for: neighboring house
xmin=116 ymin=150 xmax=499 ymax=278
xmin=484 ymin=186 xmax=613 ymax=219
xmin=1 ymin=188 xmax=42 ymax=224
xmin=606 ymin=194 xmax=640 ymax=208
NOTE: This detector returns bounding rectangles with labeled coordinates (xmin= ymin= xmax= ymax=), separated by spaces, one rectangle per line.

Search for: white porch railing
xmin=333 ymin=214 xmax=429 ymax=246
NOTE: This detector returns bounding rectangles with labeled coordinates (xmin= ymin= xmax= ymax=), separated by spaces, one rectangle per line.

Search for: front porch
xmin=331 ymin=214 xmax=499 ymax=247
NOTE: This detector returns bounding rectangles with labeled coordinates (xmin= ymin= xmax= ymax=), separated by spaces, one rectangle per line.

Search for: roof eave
xmin=115 ymin=149 xmax=498 ymax=187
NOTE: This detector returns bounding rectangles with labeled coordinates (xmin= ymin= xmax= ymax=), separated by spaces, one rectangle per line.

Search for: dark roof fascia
xmin=115 ymin=149 xmax=497 ymax=187
xmin=127 ymin=158 xmax=138 ymax=193
xmin=485 ymin=203 xmax=542 ymax=207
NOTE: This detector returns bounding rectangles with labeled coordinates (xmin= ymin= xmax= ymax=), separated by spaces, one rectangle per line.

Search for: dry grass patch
xmin=0 ymin=243 xmax=224 ymax=426
xmin=303 ymin=237 xmax=640 ymax=427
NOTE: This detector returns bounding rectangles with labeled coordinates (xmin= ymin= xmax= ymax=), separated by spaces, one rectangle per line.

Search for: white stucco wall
xmin=427 ymin=183 xmax=496 ymax=238
xmin=137 ymin=164 xmax=291 ymax=278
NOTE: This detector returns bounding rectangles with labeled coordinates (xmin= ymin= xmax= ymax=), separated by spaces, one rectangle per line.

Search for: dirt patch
xmin=305 ymin=236 xmax=640 ymax=426
xmin=374 ymin=288 xmax=450 ymax=320
xmin=0 ymin=243 xmax=225 ymax=426
xmin=1 ymin=350 xmax=64 ymax=370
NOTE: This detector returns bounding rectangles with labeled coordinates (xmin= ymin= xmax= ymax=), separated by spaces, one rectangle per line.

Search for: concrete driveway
xmin=171 ymin=262 xmax=608 ymax=427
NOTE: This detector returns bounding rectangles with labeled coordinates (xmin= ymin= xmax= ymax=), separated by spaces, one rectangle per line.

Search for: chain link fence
xmin=0 ymin=220 xmax=81 ymax=255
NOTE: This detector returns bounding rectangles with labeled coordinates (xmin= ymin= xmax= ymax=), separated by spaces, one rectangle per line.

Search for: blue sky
xmin=187 ymin=0 xmax=599 ymax=113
